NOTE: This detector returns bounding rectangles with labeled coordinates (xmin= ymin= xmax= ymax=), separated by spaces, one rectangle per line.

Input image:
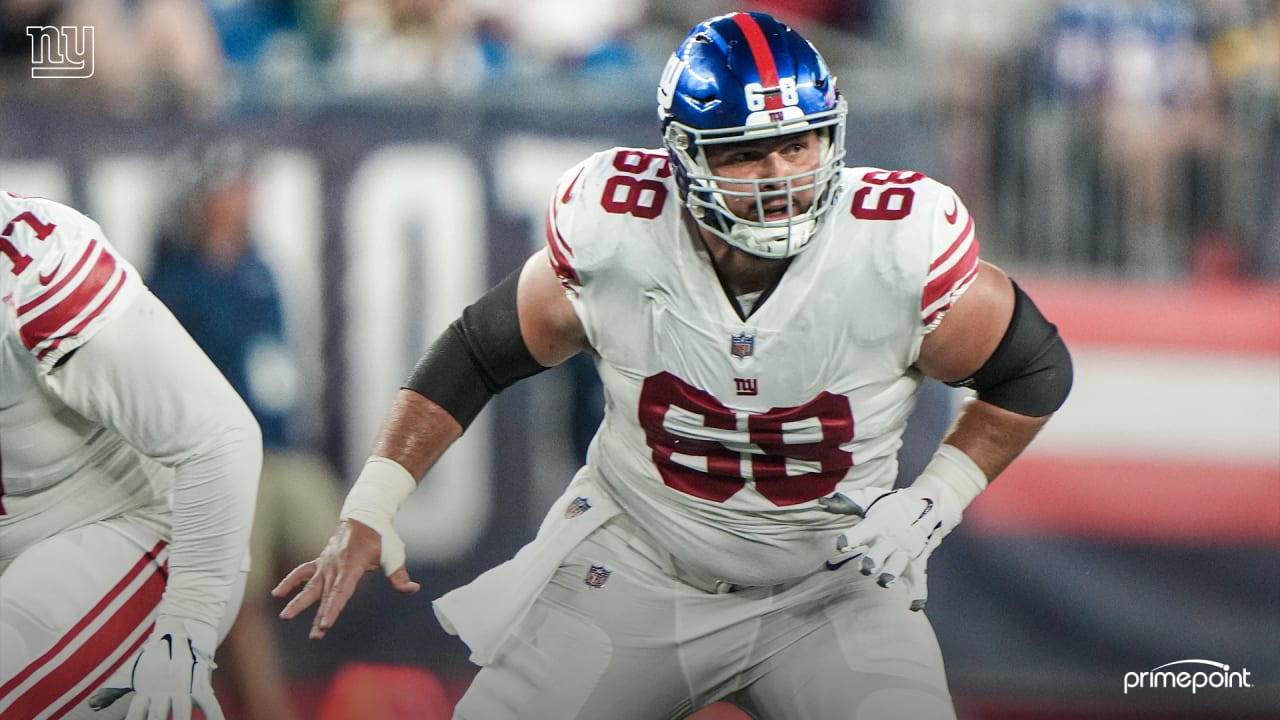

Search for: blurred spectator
xmin=147 ymin=141 xmax=343 ymax=720
xmin=0 ymin=0 xmax=72 ymax=109
xmin=326 ymin=0 xmax=484 ymax=96
xmin=969 ymin=0 xmax=1229 ymax=277
xmin=892 ymin=0 xmax=1050 ymax=262
xmin=464 ymin=0 xmax=648 ymax=76
xmin=202 ymin=0 xmax=331 ymax=106
xmin=59 ymin=0 xmax=228 ymax=116
xmin=1201 ymin=0 xmax=1280 ymax=278
xmin=203 ymin=0 xmax=297 ymax=67
xmin=0 ymin=0 xmax=62 ymax=72
xmin=744 ymin=0 xmax=880 ymax=35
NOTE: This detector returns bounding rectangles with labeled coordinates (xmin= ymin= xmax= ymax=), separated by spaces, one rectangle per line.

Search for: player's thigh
xmin=0 ymin=522 xmax=168 ymax=720
xmin=453 ymin=532 xmax=692 ymax=720
xmin=739 ymin=578 xmax=955 ymax=720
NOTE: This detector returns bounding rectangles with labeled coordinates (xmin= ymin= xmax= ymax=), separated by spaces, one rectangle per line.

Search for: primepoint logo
xmin=1124 ymin=659 xmax=1254 ymax=694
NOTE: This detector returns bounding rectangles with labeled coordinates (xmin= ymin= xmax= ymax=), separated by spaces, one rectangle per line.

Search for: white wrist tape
xmin=340 ymin=456 xmax=417 ymax=576
xmin=909 ymin=444 xmax=989 ymax=528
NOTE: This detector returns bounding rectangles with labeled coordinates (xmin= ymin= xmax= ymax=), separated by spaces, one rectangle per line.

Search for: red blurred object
xmin=318 ymin=662 xmax=452 ymax=720
xmin=689 ymin=702 xmax=751 ymax=719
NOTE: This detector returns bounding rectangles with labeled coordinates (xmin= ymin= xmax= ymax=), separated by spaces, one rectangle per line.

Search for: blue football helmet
xmin=657 ymin=12 xmax=847 ymax=258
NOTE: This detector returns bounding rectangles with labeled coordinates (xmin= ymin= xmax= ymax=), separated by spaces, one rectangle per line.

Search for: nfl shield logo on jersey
xmin=584 ymin=564 xmax=612 ymax=589
xmin=730 ymin=332 xmax=754 ymax=359
xmin=564 ymin=496 xmax=592 ymax=518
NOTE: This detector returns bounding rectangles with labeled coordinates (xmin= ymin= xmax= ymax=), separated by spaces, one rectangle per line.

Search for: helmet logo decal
xmin=657 ymin=54 xmax=683 ymax=113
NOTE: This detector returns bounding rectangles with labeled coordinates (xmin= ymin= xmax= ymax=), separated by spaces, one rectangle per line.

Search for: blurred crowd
xmin=0 ymin=0 xmax=1276 ymax=277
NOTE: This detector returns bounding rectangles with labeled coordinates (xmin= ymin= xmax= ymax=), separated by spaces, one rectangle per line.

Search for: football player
xmin=276 ymin=12 xmax=1071 ymax=720
xmin=0 ymin=191 xmax=261 ymax=719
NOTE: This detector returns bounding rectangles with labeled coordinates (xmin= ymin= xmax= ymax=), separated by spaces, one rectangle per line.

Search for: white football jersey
xmin=0 ymin=191 xmax=167 ymax=569
xmin=546 ymin=149 xmax=979 ymax=586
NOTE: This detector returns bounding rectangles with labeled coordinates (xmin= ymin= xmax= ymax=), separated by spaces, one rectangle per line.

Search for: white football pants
xmin=454 ymin=515 xmax=955 ymax=720
xmin=0 ymin=519 xmax=244 ymax=720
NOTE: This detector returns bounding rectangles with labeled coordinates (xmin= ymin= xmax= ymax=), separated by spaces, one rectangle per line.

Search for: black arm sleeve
xmin=945 ymin=281 xmax=1073 ymax=417
xmin=402 ymin=268 xmax=549 ymax=428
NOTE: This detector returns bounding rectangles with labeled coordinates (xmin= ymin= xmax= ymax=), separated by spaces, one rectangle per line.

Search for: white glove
xmin=123 ymin=617 xmax=224 ymax=720
xmin=820 ymin=445 xmax=987 ymax=611
xmin=819 ymin=486 xmax=954 ymax=601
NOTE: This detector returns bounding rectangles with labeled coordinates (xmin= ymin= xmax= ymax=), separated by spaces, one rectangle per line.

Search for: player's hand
xmin=820 ymin=487 xmax=952 ymax=610
xmin=123 ymin=617 xmax=223 ymax=720
xmin=272 ymin=518 xmax=420 ymax=639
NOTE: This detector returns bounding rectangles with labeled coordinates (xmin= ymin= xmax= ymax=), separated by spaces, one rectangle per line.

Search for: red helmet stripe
xmin=732 ymin=14 xmax=785 ymax=110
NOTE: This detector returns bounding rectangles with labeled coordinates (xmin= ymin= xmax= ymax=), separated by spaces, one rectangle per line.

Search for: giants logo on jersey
xmin=637 ymin=372 xmax=854 ymax=506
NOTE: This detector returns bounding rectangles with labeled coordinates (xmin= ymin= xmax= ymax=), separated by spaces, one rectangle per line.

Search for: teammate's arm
xmin=274 ymin=249 xmax=588 ymax=639
xmin=46 ymin=290 xmax=262 ymax=717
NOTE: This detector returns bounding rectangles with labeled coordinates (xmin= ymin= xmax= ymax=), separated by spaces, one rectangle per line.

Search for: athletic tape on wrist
xmin=910 ymin=444 xmax=988 ymax=524
xmin=340 ymin=456 xmax=417 ymax=576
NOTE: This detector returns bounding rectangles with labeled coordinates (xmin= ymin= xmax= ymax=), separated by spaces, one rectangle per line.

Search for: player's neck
xmin=697 ymin=230 xmax=789 ymax=296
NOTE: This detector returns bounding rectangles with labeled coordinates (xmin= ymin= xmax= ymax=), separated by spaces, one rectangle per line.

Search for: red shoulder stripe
xmin=922 ymin=222 xmax=979 ymax=317
xmin=929 ymin=214 xmax=974 ymax=272
xmin=17 ymin=238 xmax=99 ymax=314
xmin=34 ymin=269 xmax=128 ymax=361
xmin=544 ymin=204 xmax=579 ymax=286
xmin=19 ymin=247 xmax=118 ymax=351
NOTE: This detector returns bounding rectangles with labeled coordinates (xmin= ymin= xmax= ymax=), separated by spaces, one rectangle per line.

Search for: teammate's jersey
xmin=0 ymin=191 xmax=167 ymax=569
xmin=546 ymin=149 xmax=979 ymax=586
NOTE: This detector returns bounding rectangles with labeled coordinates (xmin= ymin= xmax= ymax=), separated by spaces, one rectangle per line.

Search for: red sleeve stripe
xmin=922 ymin=263 xmax=979 ymax=326
xmin=33 ymin=269 xmax=128 ymax=361
xmin=923 ymin=217 xmax=981 ymax=325
xmin=19 ymin=245 xmax=119 ymax=352
xmin=929 ymin=214 xmax=975 ymax=273
xmin=17 ymin=237 xmax=99 ymax=314
xmin=561 ymin=167 xmax=585 ymax=204
xmin=544 ymin=201 xmax=579 ymax=286
xmin=0 ymin=541 xmax=166 ymax=717
xmin=922 ymin=218 xmax=979 ymax=314
xmin=732 ymin=13 xmax=785 ymax=111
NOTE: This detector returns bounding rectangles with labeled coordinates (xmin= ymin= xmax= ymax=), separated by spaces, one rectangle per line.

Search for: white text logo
xmin=27 ymin=26 xmax=94 ymax=79
xmin=1123 ymin=659 xmax=1253 ymax=694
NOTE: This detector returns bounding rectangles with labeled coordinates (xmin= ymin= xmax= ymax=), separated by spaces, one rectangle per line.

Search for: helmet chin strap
xmin=725 ymin=215 xmax=816 ymax=259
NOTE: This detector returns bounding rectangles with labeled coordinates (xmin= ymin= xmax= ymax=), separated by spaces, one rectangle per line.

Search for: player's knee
xmin=855 ymin=687 xmax=955 ymax=720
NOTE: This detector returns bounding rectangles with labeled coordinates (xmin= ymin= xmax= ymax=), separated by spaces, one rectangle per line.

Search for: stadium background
xmin=1 ymin=1 xmax=1276 ymax=718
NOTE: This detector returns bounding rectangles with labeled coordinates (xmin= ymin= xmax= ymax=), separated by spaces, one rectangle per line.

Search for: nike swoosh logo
xmin=825 ymin=554 xmax=861 ymax=571
xmin=38 ymin=259 xmax=62 ymax=285
xmin=561 ymin=167 xmax=585 ymax=204
xmin=944 ymin=197 xmax=959 ymax=225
